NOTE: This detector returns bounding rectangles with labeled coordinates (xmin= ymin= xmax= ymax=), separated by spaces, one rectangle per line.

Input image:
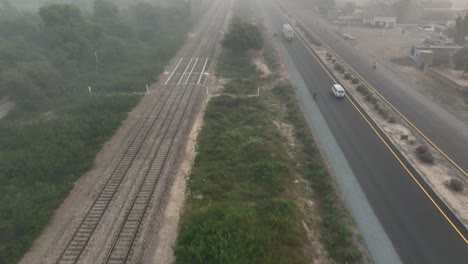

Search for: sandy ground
xmin=343 ymin=25 xmax=468 ymax=123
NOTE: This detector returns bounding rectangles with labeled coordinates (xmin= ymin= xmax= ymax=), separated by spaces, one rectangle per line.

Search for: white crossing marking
xmin=164 ymin=58 xmax=183 ymax=85
xmin=185 ymin=58 xmax=199 ymax=84
xmin=178 ymin=58 xmax=194 ymax=84
xmin=197 ymin=58 xmax=210 ymax=85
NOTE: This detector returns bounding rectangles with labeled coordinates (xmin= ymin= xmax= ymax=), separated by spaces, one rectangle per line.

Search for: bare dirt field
xmin=342 ymin=25 xmax=468 ymax=124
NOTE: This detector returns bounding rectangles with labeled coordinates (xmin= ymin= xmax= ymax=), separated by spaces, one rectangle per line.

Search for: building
xmin=410 ymin=44 xmax=463 ymax=67
xmin=365 ymin=16 xmax=397 ymax=27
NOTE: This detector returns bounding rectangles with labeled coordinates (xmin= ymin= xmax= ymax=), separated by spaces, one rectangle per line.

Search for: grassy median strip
xmin=175 ymin=19 xmax=362 ymax=263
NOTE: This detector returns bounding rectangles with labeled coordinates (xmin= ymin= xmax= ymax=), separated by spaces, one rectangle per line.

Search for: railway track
xmin=103 ymin=11 xmax=226 ymax=264
xmin=54 ymin=0 xmax=228 ymax=263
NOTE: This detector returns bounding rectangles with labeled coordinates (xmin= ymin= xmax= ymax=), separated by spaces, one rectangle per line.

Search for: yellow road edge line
xmin=280 ymin=14 xmax=468 ymax=244
xmin=298 ymin=18 xmax=468 ymax=178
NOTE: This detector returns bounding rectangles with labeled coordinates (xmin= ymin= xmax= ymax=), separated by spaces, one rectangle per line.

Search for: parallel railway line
xmin=53 ymin=0 xmax=228 ymax=263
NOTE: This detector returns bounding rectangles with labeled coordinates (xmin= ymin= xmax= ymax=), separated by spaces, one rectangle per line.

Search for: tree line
xmin=452 ymin=12 xmax=468 ymax=45
xmin=0 ymin=0 xmax=190 ymax=111
xmin=0 ymin=1 xmax=191 ymax=263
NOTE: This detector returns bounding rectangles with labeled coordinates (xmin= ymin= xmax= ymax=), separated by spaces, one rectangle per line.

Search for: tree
xmin=454 ymin=15 xmax=465 ymax=45
xmin=39 ymin=4 xmax=87 ymax=28
xmin=222 ymin=20 xmax=262 ymax=54
xmin=98 ymin=36 xmax=126 ymax=64
xmin=317 ymin=0 xmax=335 ymax=14
xmin=464 ymin=12 xmax=468 ymax=41
xmin=342 ymin=2 xmax=356 ymax=15
xmin=93 ymin=0 xmax=118 ymax=22
xmin=394 ymin=0 xmax=411 ymax=23
xmin=1 ymin=69 xmax=41 ymax=108
xmin=39 ymin=4 xmax=95 ymax=65
xmin=453 ymin=48 xmax=468 ymax=73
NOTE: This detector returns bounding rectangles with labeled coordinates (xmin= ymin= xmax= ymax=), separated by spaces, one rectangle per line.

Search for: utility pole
xmin=95 ymin=50 xmax=99 ymax=75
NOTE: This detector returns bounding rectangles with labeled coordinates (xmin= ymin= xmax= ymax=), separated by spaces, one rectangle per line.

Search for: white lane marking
xmin=185 ymin=58 xmax=199 ymax=84
xmin=164 ymin=58 xmax=183 ymax=85
xmin=197 ymin=59 xmax=210 ymax=85
xmin=203 ymin=60 xmax=212 ymax=86
xmin=178 ymin=58 xmax=194 ymax=84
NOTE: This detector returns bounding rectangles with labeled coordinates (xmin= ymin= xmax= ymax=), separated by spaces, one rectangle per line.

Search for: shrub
xmin=334 ymin=63 xmax=343 ymax=71
xmin=447 ymin=178 xmax=464 ymax=192
xmin=365 ymin=94 xmax=375 ymax=102
xmin=388 ymin=116 xmax=396 ymax=123
xmin=344 ymin=73 xmax=351 ymax=79
xmin=400 ymin=134 xmax=409 ymax=140
xmin=338 ymin=67 xmax=345 ymax=74
xmin=415 ymin=145 xmax=429 ymax=154
xmin=222 ymin=20 xmax=263 ymax=53
xmin=378 ymin=107 xmax=389 ymax=119
xmin=331 ymin=59 xmax=336 ymax=63
xmin=357 ymin=84 xmax=369 ymax=95
xmin=351 ymin=77 xmax=359 ymax=84
xmin=415 ymin=145 xmax=435 ymax=164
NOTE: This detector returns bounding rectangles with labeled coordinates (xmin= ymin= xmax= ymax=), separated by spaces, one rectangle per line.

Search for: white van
xmin=282 ymin=24 xmax=294 ymax=41
xmin=332 ymin=84 xmax=345 ymax=98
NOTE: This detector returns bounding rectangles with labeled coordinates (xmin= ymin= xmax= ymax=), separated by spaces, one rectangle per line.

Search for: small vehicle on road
xmin=282 ymin=24 xmax=294 ymax=41
xmin=331 ymin=84 xmax=345 ymax=98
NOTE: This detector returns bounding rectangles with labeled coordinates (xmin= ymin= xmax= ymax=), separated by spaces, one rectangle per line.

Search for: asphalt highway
xmin=261 ymin=0 xmax=468 ymax=263
xmin=280 ymin=0 xmax=468 ymax=177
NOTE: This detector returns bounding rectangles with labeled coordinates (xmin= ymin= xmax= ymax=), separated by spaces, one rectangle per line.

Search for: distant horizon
xmin=336 ymin=0 xmax=467 ymax=9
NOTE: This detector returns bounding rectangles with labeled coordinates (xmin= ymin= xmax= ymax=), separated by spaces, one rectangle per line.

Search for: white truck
xmin=282 ymin=24 xmax=294 ymax=41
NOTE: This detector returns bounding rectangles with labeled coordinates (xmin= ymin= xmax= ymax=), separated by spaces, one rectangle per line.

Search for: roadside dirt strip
xmin=19 ymin=1 xmax=231 ymax=264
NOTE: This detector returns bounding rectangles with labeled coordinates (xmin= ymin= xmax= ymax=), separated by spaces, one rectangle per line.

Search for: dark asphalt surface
xmin=281 ymin=0 xmax=468 ymax=176
xmin=261 ymin=1 xmax=468 ymax=263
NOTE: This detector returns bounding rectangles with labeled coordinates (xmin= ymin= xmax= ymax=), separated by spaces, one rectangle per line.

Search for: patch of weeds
xmin=415 ymin=145 xmax=435 ymax=164
xmin=356 ymin=84 xmax=370 ymax=95
xmin=447 ymin=178 xmax=464 ymax=192
xmin=216 ymin=50 xmax=259 ymax=80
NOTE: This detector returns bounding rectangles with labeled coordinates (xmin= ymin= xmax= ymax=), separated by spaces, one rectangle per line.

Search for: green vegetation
xmin=272 ymin=84 xmax=361 ymax=262
xmin=453 ymin=47 xmax=468 ymax=74
xmin=450 ymin=12 xmax=468 ymax=45
xmin=448 ymin=178 xmax=464 ymax=192
xmin=0 ymin=0 xmax=191 ymax=262
xmin=415 ymin=145 xmax=435 ymax=164
xmin=216 ymin=51 xmax=259 ymax=80
xmin=176 ymin=21 xmax=307 ymax=264
xmin=176 ymin=17 xmax=362 ymax=263
xmin=221 ymin=18 xmax=263 ymax=54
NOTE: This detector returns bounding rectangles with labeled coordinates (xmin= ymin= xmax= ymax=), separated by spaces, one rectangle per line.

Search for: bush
xmin=415 ymin=145 xmax=428 ymax=154
xmin=344 ymin=73 xmax=351 ymax=79
xmin=356 ymin=84 xmax=369 ymax=95
xmin=331 ymin=59 xmax=336 ymax=63
xmin=377 ymin=107 xmax=389 ymax=119
xmin=415 ymin=145 xmax=435 ymax=164
xmin=447 ymin=178 xmax=464 ymax=192
xmin=222 ymin=19 xmax=263 ymax=53
xmin=366 ymin=95 xmax=378 ymax=104
xmin=388 ymin=116 xmax=396 ymax=123
xmin=334 ymin=63 xmax=343 ymax=71
xmin=351 ymin=77 xmax=359 ymax=84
